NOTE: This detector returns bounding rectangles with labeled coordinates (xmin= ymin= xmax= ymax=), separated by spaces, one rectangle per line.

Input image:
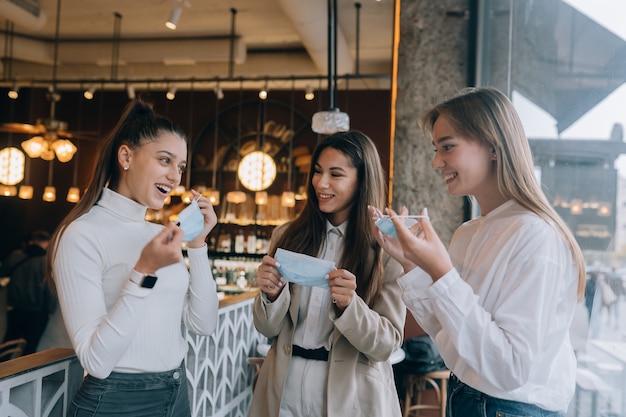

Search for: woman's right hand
xmin=134 ymin=222 xmax=184 ymax=274
xmin=388 ymin=207 xmax=453 ymax=282
xmin=368 ymin=205 xmax=418 ymax=273
xmin=256 ymin=255 xmax=286 ymax=301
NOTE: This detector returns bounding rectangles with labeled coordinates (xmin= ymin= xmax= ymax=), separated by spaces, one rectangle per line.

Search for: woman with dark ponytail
xmin=47 ymin=99 xmax=219 ymax=416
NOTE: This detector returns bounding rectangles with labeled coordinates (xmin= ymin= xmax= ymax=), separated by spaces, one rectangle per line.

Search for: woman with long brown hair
xmin=250 ymin=130 xmax=405 ymax=417
xmin=47 ymin=99 xmax=219 ymax=416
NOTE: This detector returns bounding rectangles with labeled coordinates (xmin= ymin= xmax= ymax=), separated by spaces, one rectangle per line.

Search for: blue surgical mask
xmin=274 ymin=248 xmax=335 ymax=287
xmin=375 ymin=216 xmax=419 ymax=237
xmin=177 ymin=199 xmax=204 ymax=241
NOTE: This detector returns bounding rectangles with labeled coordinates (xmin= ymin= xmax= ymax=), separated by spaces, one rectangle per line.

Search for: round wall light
xmin=237 ymin=151 xmax=276 ymax=191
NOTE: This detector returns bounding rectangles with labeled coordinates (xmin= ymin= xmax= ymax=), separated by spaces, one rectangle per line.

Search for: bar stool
xmin=403 ymin=369 xmax=449 ymax=417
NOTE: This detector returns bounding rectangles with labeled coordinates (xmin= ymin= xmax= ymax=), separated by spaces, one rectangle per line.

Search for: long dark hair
xmin=271 ymin=130 xmax=388 ymax=306
xmin=45 ymin=99 xmax=186 ymax=285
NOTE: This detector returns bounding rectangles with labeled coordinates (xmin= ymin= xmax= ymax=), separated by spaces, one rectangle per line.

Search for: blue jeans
xmin=68 ymin=362 xmax=190 ymax=417
xmin=447 ymin=373 xmax=564 ymax=417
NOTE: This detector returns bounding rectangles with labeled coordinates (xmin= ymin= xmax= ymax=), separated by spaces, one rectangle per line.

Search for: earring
xmin=123 ymin=165 xmax=129 ymax=171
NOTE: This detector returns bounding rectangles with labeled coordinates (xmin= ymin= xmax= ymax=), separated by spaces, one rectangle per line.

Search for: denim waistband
xmin=87 ymin=361 xmax=186 ymax=389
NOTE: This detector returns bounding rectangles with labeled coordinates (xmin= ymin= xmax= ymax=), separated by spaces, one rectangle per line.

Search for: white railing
xmin=0 ymin=349 xmax=83 ymax=417
xmin=0 ymin=293 xmax=264 ymax=417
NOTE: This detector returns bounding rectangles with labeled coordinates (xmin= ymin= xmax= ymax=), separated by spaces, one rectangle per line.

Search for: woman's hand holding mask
xmin=368 ymin=205 xmax=419 ymax=273
xmin=386 ymin=207 xmax=453 ymax=282
xmin=327 ymin=268 xmax=356 ymax=311
xmin=186 ymin=190 xmax=218 ymax=249
xmin=256 ymin=255 xmax=286 ymax=302
xmin=135 ymin=222 xmax=184 ymax=274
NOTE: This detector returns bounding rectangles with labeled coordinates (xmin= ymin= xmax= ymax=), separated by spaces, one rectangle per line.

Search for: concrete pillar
xmin=392 ymin=0 xmax=472 ymax=245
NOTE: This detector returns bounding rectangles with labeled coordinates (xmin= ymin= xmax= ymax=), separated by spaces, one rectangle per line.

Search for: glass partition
xmin=478 ymin=1 xmax=626 ymax=415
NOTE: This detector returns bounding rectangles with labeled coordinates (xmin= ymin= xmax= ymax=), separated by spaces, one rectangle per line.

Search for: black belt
xmin=292 ymin=345 xmax=329 ymax=361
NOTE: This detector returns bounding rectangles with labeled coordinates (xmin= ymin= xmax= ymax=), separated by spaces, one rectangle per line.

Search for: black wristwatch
xmin=130 ymin=270 xmax=158 ymax=289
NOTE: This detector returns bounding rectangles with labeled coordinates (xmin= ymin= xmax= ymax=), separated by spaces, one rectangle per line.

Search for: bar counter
xmin=0 ymin=288 xmax=265 ymax=417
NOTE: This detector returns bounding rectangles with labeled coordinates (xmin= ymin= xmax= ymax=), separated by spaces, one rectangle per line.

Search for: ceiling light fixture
xmin=312 ymin=0 xmax=350 ymax=134
xmin=258 ymin=80 xmax=268 ymax=100
xmin=238 ymin=151 xmax=276 ymax=191
xmin=214 ymin=82 xmax=224 ymax=100
xmin=8 ymin=84 xmax=18 ymax=99
xmin=83 ymin=85 xmax=96 ymax=100
xmin=166 ymin=85 xmax=177 ymax=100
xmin=0 ymin=147 xmax=24 ymax=186
xmin=304 ymin=85 xmax=315 ymax=101
xmin=165 ymin=5 xmax=182 ymax=30
xmin=42 ymin=161 xmax=56 ymax=202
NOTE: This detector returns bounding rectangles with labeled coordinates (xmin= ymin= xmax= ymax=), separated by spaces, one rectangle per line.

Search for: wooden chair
xmin=403 ymin=369 xmax=450 ymax=417
xmin=247 ymin=357 xmax=265 ymax=390
xmin=0 ymin=338 xmax=27 ymax=362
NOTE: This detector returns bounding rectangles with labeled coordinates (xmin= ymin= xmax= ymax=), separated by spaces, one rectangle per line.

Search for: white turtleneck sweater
xmin=54 ymin=188 xmax=218 ymax=379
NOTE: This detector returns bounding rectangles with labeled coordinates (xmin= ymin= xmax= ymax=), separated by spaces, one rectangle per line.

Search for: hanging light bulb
xmin=281 ymin=191 xmax=296 ymax=207
xmin=18 ymin=185 xmax=33 ymax=199
xmin=42 ymin=160 xmax=56 ymax=202
xmin=226 ymin=190 xmax=247 ymax=204
xmin=0 ymin=185 xmax=17 ymax=196
xmin=258 ymin=80 xmax=269 ymax=100
xmin=255 ymin=191 xmax=268 ymax=205
xmin=66 ymin=186 xmax=80 ymax=203
xmin=42 ymin=186 xmax=56 ymax=202
xmin=8 ymin=84 xmax=19 ymax=99
xmin=304 ymin=85 xmax=315 ymax=101
xmin=205 ymin=189 xmax=220 ymax=205
xmin=214 ymin=83 xmax=224 ymax=100
xmin=166 ymin=85 xmax=177 ymax=100
xmin=127 ymin=84 xmax=136 ymax=99
xmin=83 ymin=85 xmax=96 ymax=100
xmin=21 ymin=136 xmax=47 ymax=158
xmin=166 ymin=4 xmax=182 ymax=30
xmin=51 ymin=139 xmax=77 ymax=163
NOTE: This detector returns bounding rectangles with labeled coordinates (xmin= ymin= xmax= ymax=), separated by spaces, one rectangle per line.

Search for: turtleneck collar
xmin=97 ymin=188 xmax=148 ymax=222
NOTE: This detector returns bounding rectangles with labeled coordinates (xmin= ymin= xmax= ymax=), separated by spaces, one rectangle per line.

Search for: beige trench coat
xmin=248 ymin=232 xmax=405 ymax=417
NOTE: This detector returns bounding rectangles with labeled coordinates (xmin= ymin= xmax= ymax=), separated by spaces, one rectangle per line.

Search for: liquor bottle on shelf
xmin=246 ymin=230 xmax=257 ymax=254
xmin=234 ymin=228 xmax=245 ymax=253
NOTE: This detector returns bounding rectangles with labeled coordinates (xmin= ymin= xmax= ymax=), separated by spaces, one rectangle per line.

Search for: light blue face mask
xmin=177 ymin=199 xmax=204 ymax=241
xmin=375 ymin=216 xmax=419 ymax=237
xmin=274 ymin=248 xmax=335 ymax=287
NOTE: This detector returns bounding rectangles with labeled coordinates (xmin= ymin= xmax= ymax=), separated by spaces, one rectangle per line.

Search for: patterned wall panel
xmin=186 ymin=296 xmax=266 ymax=417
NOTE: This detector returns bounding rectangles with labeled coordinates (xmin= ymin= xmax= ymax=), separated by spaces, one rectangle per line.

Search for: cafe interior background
xmin=1 ymin=0 xmax=626 ymax=414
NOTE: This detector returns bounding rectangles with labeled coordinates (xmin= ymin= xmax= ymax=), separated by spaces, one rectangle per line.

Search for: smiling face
xmin=311 ymin=147 xmax=359 ymax=226
xmin=431 ymin=115 xmax=503 ymax=212
xmin=115 ymin=130 xmax=187 ymax=210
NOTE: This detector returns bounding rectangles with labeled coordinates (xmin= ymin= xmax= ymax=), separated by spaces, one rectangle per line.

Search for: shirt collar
xmin=97 ymin=187 xmax=148 ymax=222
xmin=325 ymin=219 xmax=347 ymax=237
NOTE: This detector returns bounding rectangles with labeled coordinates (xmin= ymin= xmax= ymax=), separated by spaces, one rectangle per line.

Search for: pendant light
xmin=207 ymin=81 xmax=221 ymax=205
xmin=312 ymin=0 xmax=349 ymax=134
xmin=281 ymin=79 xmax=296 ymax=208
xmin=42 ymin=161 xmax=56 ymax=202
xmin=226 ymin=80 xmax=247 ymax=204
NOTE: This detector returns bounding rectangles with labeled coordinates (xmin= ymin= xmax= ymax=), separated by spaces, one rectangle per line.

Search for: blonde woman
xmin=371 ymin=87 xmax=585 ymax=417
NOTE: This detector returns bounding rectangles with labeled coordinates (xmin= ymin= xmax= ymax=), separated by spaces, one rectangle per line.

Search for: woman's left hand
xmin=187 ymin=190 xmax=218 ymax=248
xmin=327 ymin=268 xmax=357 ymax=311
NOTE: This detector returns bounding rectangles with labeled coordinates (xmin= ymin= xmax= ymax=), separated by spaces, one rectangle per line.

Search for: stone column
xmin=392 ymin=0 xmax=471 ymax=245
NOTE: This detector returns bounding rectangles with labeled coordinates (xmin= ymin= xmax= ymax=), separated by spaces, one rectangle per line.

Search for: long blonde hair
xmin=45 ymin=99 xmax=186 ymax=286
xmin=422 ymin=87 xmax=586 ymax=298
